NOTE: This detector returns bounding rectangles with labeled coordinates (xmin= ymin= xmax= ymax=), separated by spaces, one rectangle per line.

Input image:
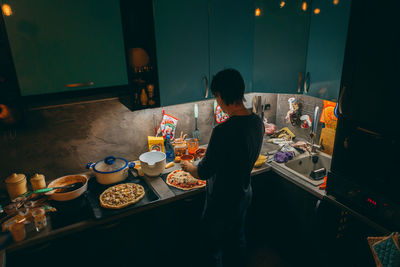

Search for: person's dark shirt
xmin=197 ymin=113 xmax=264 ymax=221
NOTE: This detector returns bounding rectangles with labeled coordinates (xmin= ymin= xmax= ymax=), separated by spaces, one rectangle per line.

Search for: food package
xmin=254 ymin=154 xmax=268 ymax=168
xmin=263 ymin=118 xmax=277 ymax=135
xmin=320 ymin=100 xmax=338 ymax=130
xmin=148 ymin=136 xmax=165 ymax=152
xmin=156 ymin=110 xmax=178 ymax=139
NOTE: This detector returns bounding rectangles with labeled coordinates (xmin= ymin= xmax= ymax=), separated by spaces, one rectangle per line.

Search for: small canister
xmin=5 ymin=173 xmax=28 ymax=200
xmin=30 ymin=173 xmax=46 ymax=191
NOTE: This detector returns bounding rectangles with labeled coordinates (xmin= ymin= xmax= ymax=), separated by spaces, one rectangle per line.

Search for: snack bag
xmin=156 ymin=110 xmax=178 ymax=139
xmin=214 ymin=100 xmax=229 ymax=124
xmin=148 ymin=136 xmax=165 ymax=152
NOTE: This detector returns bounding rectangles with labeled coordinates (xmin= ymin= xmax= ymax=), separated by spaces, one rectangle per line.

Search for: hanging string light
xmin=255 ymin=8 xmax=261 ymax=17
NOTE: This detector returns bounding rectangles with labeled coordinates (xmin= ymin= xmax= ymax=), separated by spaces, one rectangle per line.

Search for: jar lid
xmin=5 ymin=173 xmax=26 ymax=184
xmin=30 ymin=173 xmax=45 ymax=181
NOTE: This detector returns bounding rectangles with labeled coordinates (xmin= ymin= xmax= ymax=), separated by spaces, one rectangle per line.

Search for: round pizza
xmin=99 ymin=183 xmax=145 ymax=209
xmin=166 ymin=170 xmax=206 ymax=191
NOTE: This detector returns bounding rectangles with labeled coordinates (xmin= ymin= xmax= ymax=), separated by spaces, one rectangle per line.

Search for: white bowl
xmin=139 ymin=151 xmax=166 ymax=177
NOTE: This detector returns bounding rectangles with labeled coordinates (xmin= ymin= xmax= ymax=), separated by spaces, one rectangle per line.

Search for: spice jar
xmin=5 ymin=173 xmax=28 ymax=199
xmin=30 ymin=173 xmax=46 ymax=191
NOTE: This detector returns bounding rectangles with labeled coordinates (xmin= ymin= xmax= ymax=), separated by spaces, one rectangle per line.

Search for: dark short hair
xmin=210 ymin=68 xmax=245 ymax=106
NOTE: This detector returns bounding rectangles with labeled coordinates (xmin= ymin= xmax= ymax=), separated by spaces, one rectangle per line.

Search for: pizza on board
xmin=99 ymin=183 xmax=145 ymax=209
xmin=166 ymin=170 xmax=206 ymax=191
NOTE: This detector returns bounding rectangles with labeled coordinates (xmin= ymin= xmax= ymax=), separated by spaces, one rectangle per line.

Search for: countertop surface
xmin=3 ymin=138 xmax=330 ymax=252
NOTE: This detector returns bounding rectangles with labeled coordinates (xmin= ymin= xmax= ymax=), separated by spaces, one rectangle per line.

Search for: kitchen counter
xmin=3 ymin=138 xmax=325 ymax=253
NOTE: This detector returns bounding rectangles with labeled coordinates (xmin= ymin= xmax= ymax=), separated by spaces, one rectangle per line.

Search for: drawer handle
xmin=65 ymin=81 xmax=94 ymax=88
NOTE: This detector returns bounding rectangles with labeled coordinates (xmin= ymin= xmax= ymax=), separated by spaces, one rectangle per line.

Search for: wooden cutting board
xmin=319 ymin=127 xmax=336 ymax=155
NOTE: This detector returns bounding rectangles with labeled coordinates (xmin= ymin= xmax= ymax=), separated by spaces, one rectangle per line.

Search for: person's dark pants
xmin=201 ymin=201 xmax=250 ymax=267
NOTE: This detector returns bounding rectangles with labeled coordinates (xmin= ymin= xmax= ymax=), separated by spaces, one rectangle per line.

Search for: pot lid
xmin=5 ymin=173 xmax=26 ymax=184
xmin=93 ymin=156 xmax=128 ymax=174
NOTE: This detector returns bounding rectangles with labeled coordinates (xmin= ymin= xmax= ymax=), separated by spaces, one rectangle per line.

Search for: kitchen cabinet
xmin=209 ymin=0 xmax=254 ymax=93
xmin=153 ymin=0 xmax=209 ymax=106
xmin=154 ymin=0 xmax=254 ymax=106
xmin=304 ymin=0 xmax=352 ymax=101
xmin=253 ymin=0 xmax=311 ymax=94
xmin=3 ymin=0 xmax=128 ymax=96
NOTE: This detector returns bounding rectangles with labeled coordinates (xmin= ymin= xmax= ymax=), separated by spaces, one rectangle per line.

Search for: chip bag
xmin=156 ymin=110 xmax=178 ymax=139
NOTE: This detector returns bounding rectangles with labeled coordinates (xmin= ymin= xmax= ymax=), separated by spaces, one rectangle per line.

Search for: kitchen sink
xmin=275 ymin=152 xmax=332 ymax=186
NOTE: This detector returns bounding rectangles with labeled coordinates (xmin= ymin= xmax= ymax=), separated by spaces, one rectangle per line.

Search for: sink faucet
xmin=308 ymin=106 xmax=321 ymax=156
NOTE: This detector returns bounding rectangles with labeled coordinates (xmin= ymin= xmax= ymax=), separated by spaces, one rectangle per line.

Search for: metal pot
xmin=45 ymin=174 xmax=90 ymax=201
xmin=139 ymin=151 xmax=166 ymax=177
xmin=86 ymin=156 xmax=135 ymax=185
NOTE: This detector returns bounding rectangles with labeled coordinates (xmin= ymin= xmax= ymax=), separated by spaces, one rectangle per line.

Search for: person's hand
xmin=181 ymin=161 xmax=198 ymax=178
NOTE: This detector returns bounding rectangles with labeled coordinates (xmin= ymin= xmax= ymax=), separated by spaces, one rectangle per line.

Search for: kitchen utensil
xmin=139 ymin=151 xmax=166 ymax=177
xmin=193 ymin=104 xmax=201 ymax=141
xmin=25 ymin=182 xmax=84 ymax=196
xmin=45 ymin=174 xmax=90 ymax=201
xmin=261 ymin=98 xmax=265 ymax=121
xmin=180 ymin=154 xmax=194 ymax=163
xmin=87 ymin=156 xmax=135 ymax=184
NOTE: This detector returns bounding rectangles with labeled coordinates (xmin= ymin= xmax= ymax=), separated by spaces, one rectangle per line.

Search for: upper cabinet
xmin=154 ymin=0 xmax=254 ymax=106
xmin=304 ymin=0 xmax=352 ymax=101
xmin=153 ymin=0 xmax=209 ymax=106
xmin=3 ymin=0 xmax=128 ymax=96
xmin=209 ymin=0 xmax=254 ymax=93
xmin=253 ymin=0 xmax=311 ymax=94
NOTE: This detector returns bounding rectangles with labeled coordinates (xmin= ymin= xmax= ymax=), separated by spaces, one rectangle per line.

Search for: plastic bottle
xmin=164 ymin=135 xmax=174 ymax=162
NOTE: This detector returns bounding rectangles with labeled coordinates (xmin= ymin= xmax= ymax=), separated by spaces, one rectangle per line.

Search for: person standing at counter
xmin=181 ymin=68 xmax=264 ymax=267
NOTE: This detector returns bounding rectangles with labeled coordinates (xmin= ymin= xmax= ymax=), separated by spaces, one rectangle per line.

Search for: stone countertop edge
xmin=269 ymin=162 xmax=326 ymax=200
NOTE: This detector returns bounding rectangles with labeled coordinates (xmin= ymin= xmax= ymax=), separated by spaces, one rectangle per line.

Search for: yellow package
xmin=148 ymin=136 xmax=165 ymax=152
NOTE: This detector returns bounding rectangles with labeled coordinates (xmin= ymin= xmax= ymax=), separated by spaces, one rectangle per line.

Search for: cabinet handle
xmin=64 ymin=81 xmax=94 ymax=88
xmin=303 ymin=72 xmax=310 ymax=94
xmin=203 ymin=75 xmax=209 ymax=98
xmin=298 ymin=72 xmax=302 ymax=93
xmin=337 ymin=85 xmax=346 ymax=117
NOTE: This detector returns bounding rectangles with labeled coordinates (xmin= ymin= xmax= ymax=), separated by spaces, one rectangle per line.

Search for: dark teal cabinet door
xmin=253 ymin=0 xmax=311 ymax=93
xmin=209 ymin=0 xmax=254 ymax=93
xmin=305 ymin=0 xmax=352 ymax=101
xmin=154 ymin=0 xmax=209 ymax=106
xmin=3 ymin=0 xmax=128 ymax=96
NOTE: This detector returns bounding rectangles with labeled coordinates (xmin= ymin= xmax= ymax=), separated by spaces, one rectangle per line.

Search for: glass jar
xmin=174 ymin=140 xmax=187 ymax=157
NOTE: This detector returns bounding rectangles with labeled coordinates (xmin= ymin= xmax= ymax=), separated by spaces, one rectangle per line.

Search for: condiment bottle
xmin=5 ymin=173 xmax=28 ymax=200
xmin=30 ymin=173 xmax=46 ymax=191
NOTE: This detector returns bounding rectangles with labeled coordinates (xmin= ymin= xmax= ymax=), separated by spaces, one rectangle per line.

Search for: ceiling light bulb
xmin=255 ymin=8 xmax=261 ymax=16
xmin=1 ymin=4 xmax=12 ymax=16
xmin=302 ymin=2 xmax=308 ymax=11
xmin=280 ymin=1 xmax=286 ymax=8
xmin=314 ymin=8 xmax=321 ymax=14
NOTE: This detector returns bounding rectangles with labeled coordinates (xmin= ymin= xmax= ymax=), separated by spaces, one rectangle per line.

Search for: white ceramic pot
xmin=86 ymin=156 xmax=135 ymax=185
xmin=139 ymin=151 xmax=166 ymax=177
